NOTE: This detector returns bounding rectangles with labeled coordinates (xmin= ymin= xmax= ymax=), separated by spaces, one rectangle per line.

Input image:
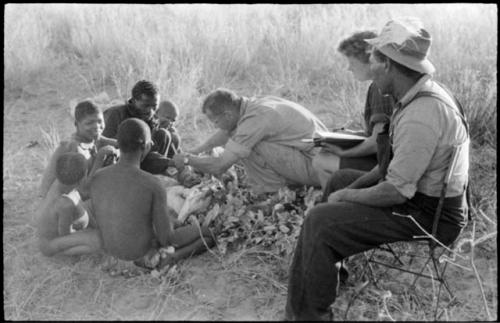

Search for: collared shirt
xmin=386 ymin=75 xmax=469 ymax=198
xmin=364 ymin=82 xmax=395 ymax=135
xmin=225 ymin=96 xmax=328 ymax=159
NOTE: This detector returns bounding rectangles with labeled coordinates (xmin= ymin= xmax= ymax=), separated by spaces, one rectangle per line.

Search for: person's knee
xmin=153 ymin=128 xmax=172 ymax=152
xmin=157 ymin=128 xmax=172 ymax=141
xmin=170 ymin=132 xmax=180 ymax=148
xmin=39 ymin=239 xmax=58 ymax=257
xmin=312 ymin=154 xmax=328 ymax=173
xmin=303 ymin=206 xmax=332 ymax=236
xmin=85 ymin=230 xmax=103 ymax=252
xmin=325 ymin=169 xmax=356 ymax=193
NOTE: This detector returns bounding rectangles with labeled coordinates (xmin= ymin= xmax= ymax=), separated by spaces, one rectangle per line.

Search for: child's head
xmin=74 ymin=100 xmax=105 ymax=142
xmin=117 ymin=118 xmax=152 ymax=160
xmin=157 ymin=100 xmax=179 ymax=128
xmin=56 ymin=152 xmax=88 ymax=186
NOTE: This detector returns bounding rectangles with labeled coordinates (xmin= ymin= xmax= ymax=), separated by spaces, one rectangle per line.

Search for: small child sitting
xmin=39 ymin=100 xmax=119 ymax=199
xmin=157 ymin=100 xmax=181 ymax=159
xmin=37 ymin=152 xmax=102 ymax=257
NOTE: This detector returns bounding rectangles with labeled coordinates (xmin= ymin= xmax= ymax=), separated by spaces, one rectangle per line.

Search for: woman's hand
xmin=320 ymin=143 xmax=346 ymax=156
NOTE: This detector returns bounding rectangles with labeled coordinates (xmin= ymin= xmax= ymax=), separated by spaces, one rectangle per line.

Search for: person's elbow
xmin=382 ymin=181 xmax=408 ymax=205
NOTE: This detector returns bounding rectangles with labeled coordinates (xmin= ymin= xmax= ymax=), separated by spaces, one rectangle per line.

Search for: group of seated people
xmin=36 ymin=17 xmax=470 ymax=321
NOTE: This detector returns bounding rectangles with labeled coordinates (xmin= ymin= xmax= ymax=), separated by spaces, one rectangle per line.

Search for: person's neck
xmin=74 ymin=132 xmax=95 ymax=144
xmin=392 ymin=75 xmax=420 ymax=103
xmin=117 ymin=153 xmax=143 ymax=168
xmin=56 ymin=181 xmax=77 ymax=194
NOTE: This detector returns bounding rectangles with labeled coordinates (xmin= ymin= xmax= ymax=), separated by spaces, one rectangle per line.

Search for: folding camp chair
xmin=347 ymin=144 xmax=469 ymax=320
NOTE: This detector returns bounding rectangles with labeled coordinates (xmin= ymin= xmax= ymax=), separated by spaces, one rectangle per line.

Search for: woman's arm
xmin=321 ymin=122 xmax=385 ymax=158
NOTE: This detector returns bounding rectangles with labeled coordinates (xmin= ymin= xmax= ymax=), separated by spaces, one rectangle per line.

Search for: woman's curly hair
xmin=337 ymin=30 xmax=378 ymax=63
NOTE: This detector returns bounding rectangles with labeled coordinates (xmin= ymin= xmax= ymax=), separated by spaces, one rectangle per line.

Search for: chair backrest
xmin=430 ymin=143 xmax=466 ymax=247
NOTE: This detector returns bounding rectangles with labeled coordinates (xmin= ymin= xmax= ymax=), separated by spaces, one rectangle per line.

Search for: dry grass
xmin=3 ymin=3 xmax=497 ymax=321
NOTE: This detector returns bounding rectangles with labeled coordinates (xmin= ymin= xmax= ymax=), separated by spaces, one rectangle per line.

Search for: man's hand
xmin=177 ymin=167 xmax=202 ymax=188
xmin=327 ymin=189 xmax=348 ymax=204
xmin=321 ymin=143 xmax=345 ymax=156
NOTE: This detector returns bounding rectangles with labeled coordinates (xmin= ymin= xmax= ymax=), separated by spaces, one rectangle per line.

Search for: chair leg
xmin=384 ymin=244 xmax=405 ymax=266
xmin=430 ymin=250 xmax=457 ymax=320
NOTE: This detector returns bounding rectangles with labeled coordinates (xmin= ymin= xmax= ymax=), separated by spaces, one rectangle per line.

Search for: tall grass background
xmin=4 ymin=3 xmax=497 ymax=320
xmin=5 ymin=3 xmax=497 ymax=143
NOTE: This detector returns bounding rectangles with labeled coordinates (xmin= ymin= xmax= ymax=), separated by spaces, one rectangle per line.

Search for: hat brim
xmin=379 ymin=45 xmax=435 ymax=74
xmin=367 ymin=39 xmax=435 ymax=74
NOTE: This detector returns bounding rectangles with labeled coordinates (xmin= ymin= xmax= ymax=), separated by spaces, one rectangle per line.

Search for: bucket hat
xmin=366 ymin=17 xmax=435 ymax=74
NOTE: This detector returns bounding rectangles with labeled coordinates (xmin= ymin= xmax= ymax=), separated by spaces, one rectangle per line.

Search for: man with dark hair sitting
xmin=103 ymin=80 xmax=175 ymax=175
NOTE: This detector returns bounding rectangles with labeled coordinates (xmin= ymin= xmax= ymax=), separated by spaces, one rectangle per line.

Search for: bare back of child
xmin=37 ymin=153 xmax=102 ymax=257
xmin=90 ymin=118 xmax=214 ymax=268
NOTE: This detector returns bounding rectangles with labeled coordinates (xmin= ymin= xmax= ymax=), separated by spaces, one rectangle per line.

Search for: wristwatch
xmin=183 ymin=156 xmax=189 ymax=166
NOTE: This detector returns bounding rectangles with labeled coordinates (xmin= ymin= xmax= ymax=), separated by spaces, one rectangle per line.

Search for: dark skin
xmin=39 ymin=111 xmax=118 ymax=198
xmin=37 ymin=179 xmax=102 ymax=257
xmin=90 ymin=120 xmax=214 ymax=264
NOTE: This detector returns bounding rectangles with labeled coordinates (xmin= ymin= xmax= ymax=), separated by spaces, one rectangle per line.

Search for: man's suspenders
xmin=378 ymin=82 xmax=472 ymax=221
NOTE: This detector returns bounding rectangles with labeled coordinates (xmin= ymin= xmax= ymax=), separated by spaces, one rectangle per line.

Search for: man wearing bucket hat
xmin=285 ymin=17 xmax=470 ymax=320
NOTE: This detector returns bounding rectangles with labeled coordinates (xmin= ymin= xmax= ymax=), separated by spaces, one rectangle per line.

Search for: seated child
xmin=90 ymin=118 xmax=214 ymax=269
xmin=39 ymin=100 xmax=119 ymax=199
xmin=37 ymin=152 xmax=102 ymax=257
xmin=157 ymin=100 xmax=181 ymax=159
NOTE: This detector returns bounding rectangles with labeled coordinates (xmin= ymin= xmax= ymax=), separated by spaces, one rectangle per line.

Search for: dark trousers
xmin=141 ymin=128 xmax=172 ymax=174
xmin=285 ymin=169 xmax=465 ymax=321
xmin=339 ymin=154 xmax=378 ymax=172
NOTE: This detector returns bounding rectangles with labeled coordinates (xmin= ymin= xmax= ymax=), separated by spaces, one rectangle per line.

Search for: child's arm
xmin=39 ymin=142 xmax=72 ymax=198
xmin=56 ymin=199 xmax=76 ymax=236
xmin=97 ymin=136 xmax=118 ymax=148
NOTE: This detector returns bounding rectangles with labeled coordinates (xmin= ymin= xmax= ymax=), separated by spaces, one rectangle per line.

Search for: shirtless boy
xmin=90 ymin=118 xmax=214 ymax=267
xmin=39 ymin=100 xmax=118 ymax=199
xmin=37 ymin=152 xmax=102 ymax=257
xmin=157 ymin=100 xmax=181 ymax=158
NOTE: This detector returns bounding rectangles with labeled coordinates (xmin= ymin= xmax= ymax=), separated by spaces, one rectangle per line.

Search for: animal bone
xmin=177 ymin=186 xmax=213 ymax=223
xmin=166 ymin=185 xmax=186 ymax=215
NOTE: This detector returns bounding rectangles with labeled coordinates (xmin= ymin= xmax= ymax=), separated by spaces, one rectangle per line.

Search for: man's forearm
xmin=190 ymin=130 xmax=230 ymax=155
xmin=347 ymin=165 xmax=381 ymax=189
xmin=341 ymin=136 xmax=377 ymax=157
xmin=342 ymin=181 xmax=407 ymax=207
xmin=189 ymin=155 xmax=231 ymax=175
